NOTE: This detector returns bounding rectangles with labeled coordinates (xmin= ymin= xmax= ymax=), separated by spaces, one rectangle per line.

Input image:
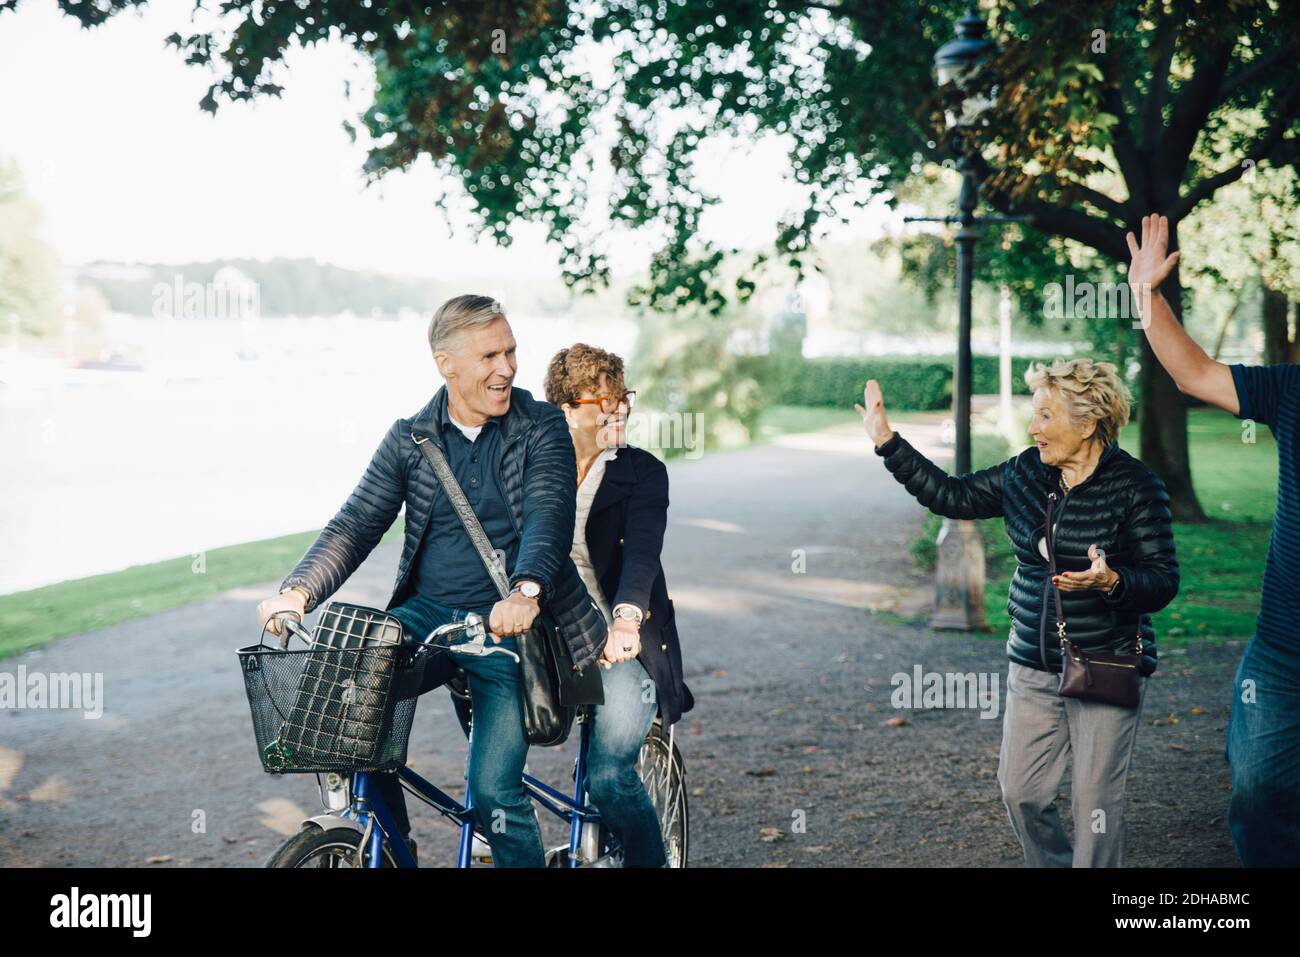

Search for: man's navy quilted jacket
xmin=282 ymin=385 xmax=609 ymax=671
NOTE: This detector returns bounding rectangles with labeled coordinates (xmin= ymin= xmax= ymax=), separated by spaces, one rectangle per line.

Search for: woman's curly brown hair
xmin=545 ymin=343 xmax=626 ymax=407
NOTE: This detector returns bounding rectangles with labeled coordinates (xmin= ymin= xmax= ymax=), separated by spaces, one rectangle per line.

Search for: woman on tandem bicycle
xmin=545 ymin=343 xmax=693 ymax=869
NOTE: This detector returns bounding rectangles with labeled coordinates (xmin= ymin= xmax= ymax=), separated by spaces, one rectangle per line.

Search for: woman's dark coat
xmin=876 ymin=433 xmax=1179 ymax=676
xmin=584 ymin=445 xmax=693 ymax=725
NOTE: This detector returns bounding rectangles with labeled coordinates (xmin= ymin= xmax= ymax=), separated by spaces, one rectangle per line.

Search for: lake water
xmin=0 ymin=312 xmax=638 ymax=593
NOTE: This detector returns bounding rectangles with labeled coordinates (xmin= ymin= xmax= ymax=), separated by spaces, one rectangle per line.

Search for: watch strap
xmin=281 ymin=584 xmax=311 ymax=605
xmin=612 ymin=603 xmax=643 ymax=623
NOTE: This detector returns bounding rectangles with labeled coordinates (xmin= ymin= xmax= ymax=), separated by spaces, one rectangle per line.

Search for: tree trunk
xmin=1210 ymin=298 xmax=1239 ymax=361
xmin=1291 ymin=302 xmax=1300 ymax=365
xmin=1262 ymin=286 xmax=1290 ymax=366
xmin=1137 ymin=241 xmax=1207 ymax=523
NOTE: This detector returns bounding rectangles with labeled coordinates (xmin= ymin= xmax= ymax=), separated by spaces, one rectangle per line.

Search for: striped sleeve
xmin=1229 ymin=363 xmax=1300 ymax=427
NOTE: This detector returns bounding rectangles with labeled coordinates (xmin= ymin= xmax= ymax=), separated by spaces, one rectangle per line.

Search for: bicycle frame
xmin=343 ymin=713 xmax=606 ymax=868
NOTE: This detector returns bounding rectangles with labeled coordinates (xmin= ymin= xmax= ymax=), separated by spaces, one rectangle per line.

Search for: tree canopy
xmin=12 ymin=0 xmax=1300 ymax=515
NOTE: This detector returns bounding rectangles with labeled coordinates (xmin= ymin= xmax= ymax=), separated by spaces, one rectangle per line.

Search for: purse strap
xmin=412 ymin=431 xmax=512 ymax=601
xmin=1045 ymin=489 xmax=1142 ymax=654
xmin=1044 ymin=491 xmax=1067 ymax=643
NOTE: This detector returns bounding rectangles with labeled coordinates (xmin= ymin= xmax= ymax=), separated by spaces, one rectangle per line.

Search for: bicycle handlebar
xmin=281 ymin=616 xmax=313 ymax=647
xmin=420 ymin=612 xmax=520 ymax=664
xmin=264 ymin=610 xmax=313 ymax=650
xmin=264 ymin=609 xmax=521 ymax=664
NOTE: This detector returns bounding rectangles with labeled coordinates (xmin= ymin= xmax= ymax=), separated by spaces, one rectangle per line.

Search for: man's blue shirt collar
xmin=439 ymin=395 xmax=505 ymax=436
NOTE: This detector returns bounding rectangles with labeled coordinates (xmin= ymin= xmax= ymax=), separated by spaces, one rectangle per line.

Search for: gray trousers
xmin=997 ymin=661 xmax=1148 ymax=867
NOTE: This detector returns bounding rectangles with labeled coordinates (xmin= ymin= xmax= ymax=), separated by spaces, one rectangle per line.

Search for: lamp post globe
xmin=935 ymin=4 xmax=996 ymax=130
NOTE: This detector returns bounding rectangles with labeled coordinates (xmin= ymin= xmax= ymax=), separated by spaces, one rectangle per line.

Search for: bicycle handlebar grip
xmin=269 ymin=610 xmax=307 ymax=649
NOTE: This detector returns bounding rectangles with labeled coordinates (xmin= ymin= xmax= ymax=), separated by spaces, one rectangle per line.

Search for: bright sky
xmin=0 ymin=0 xmax=896 ymax=281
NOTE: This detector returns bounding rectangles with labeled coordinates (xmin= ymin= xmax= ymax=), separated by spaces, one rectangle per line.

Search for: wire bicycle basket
xmin=238 ymin=602 xmax=418 ymax=773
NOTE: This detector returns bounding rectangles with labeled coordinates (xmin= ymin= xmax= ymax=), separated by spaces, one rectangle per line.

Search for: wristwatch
xmin=280 ymin=584 xmax=311 ymax=606
xmin=511 ymin=580 xmax=541 ymax=601
xmin=612 ymin=604 xmax=643 ymax=625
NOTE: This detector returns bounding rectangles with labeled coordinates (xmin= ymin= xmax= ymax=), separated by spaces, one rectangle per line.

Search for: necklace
xmin=1059 ymin=455 xmax=1098 ymax=494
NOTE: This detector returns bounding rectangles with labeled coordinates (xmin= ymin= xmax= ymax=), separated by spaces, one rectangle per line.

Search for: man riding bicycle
xmin=256 ymin=294 xmax=608 ymax=867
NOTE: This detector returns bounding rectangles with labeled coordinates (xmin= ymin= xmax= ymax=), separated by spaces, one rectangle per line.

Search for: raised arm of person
xmin=857 ymin=380 xmax=1007 ymax=520
xmin=1128 ymin=214 xmax=1238 ymax=414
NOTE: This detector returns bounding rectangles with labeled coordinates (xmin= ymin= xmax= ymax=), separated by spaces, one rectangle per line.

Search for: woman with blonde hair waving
xmin=859 ymin=357 xmax=1179 ymax=867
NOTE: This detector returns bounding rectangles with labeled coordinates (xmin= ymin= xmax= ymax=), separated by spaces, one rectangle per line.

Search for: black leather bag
xmin=1044 ymin=490 xmax=1143 ymax=709
xmin=413 ymin=433 xmax=603 ymax=747
xmin=515 ymin=609 xmax=603 ymax=747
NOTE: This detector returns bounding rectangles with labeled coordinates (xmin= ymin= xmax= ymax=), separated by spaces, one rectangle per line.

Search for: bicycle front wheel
xmin=265 ymin=825 xmax=398 ymax=868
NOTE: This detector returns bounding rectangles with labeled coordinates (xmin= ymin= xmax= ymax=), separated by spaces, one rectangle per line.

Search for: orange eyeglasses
xmin=571 ymin=390 xmax=636 ymax=413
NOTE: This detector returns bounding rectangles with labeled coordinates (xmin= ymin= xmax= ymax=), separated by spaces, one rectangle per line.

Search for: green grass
xmin=0 ymin=523 xmax=403 ymax=659
xmin=911 ymin=407 xmax=1275 ymax=644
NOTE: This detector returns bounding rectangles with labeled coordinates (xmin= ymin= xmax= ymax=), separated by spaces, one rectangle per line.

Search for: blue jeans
xmin=1226 ymin=635 xmax=1300 ymax=866
xmin=586 ymin=657 xmax=667 ymax=868
xmin=377 ymin=595 xmax=545 ymax=868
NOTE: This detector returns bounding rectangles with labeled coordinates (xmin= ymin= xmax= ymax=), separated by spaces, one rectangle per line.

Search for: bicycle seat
xmin=392 ymin=623 xmax=460 ymax=701
xmin=447 ymin=669 xmax=471 ymax=700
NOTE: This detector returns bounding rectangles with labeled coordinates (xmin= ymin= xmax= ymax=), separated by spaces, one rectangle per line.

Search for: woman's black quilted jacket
xmin=875 ymin=433 xmax=1179 ymax=675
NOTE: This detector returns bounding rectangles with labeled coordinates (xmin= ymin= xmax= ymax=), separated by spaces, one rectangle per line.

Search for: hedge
xmin=761 ymin=355 xmax=1039 ymax=410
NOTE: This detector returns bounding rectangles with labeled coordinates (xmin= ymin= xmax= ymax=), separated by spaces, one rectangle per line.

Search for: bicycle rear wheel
xmin=573 ymin=720 xmax=688 ymax=868
xmin=636 ymin=720 xmax=688 ymax=867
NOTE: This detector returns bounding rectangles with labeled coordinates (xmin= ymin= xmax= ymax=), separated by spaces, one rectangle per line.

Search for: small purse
xmin=413 ymin=432 xmax=604 ymax=747
xmin=1044 ymin=491 xmax=1143 ymax=709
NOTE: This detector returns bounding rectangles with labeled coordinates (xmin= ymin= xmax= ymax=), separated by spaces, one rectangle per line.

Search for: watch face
xmin=518 ymin=581 xmax=540 ymax=598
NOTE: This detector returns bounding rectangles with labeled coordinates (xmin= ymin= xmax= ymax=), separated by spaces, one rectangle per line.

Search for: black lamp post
xmin=906 ymin=3 xmax=1024 ymax=631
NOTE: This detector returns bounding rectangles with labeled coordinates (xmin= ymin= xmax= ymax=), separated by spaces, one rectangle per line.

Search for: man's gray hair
xmin=428 ymin=294 xmax=506 ymax=354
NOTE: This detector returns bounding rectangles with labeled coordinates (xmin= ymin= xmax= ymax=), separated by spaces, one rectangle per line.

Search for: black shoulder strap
xmin=412 ymin=433 xmax=512 ymax=601
xmin=1045 ymin=492 xmax=1066 ymax=639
